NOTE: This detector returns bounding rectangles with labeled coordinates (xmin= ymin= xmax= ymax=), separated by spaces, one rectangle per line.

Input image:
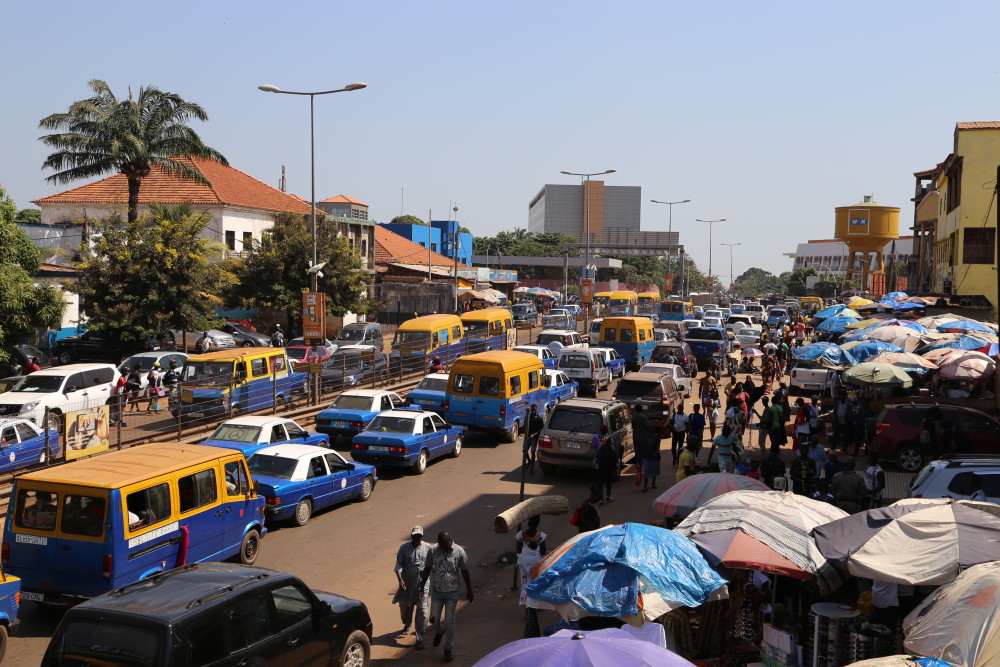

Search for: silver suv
xmin=536 ymin=398 xmax=634 ymax=475
xmin=908 ymin=455 xmax=1000 ymax=504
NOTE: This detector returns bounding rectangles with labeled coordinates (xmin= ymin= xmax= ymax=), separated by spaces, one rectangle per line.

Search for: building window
xmin=962 ymin=228 xmax=996 ymax=264
xmin=242 ymin=232 xmax=253 ymax=248
xmin=946 ymin=160 xmax=962 ymax=213
xmin=431 ymin=244 xmax=438 ymax=253
xmin=225 ymin=230 xmax=235 ymax=251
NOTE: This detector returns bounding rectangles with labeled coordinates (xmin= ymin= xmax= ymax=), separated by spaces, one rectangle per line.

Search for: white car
xmin=679 ymin=320 xmax=705 ymax=337
xmin=719 ymin=308 xmax=732 ymax=318
xmin=117 ymin=351 xmax=189 ymax=393
xmin=513 ymin=345 xmax=558 ymax=368
xmin=536 ymin=330 xmax=588 ymax=349
xmin=588 ymin=318 xmax=603 ymax=345
xmin=703 ymin=316 xmax=725 ymax=329
xmin=704 ymin=310 xmax=724 ymax=319
xmin=639 ymin=362 xmax=692 ymax=398
xmin=703 ymin=304 xmax=719 ymax=312
xmin=735 ymin=327 xmax=763 ymax=347
xmin=0 ymin=363 xmax=120 ymax=431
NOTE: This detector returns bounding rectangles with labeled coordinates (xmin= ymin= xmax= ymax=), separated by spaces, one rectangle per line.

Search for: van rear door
xmin=5 ymin=485 xmax=58 ymax=599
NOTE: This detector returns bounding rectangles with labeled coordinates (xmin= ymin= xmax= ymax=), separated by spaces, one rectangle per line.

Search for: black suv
xmin=42 ymin=563 xmax=373 ymax=667
xmin=52 ymin=330 xmax=176 ymax=365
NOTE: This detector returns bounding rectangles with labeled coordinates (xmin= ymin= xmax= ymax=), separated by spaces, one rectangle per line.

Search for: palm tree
xmin=39 ymin=79 xmax=227 ymax=223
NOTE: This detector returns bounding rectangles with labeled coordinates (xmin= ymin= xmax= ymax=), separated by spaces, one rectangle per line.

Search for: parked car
xmin=908 ymin=454 xmax=1000 ymax=503
xmin=219 ymin=322 xmax=271 ymax=347
xmin=350 ymin=409 xmax=463 ymax=474
xmin=543 ymin=369 xmax=579 ymax=405
xmin=287 ymin=344 xmax=333 ymax=365
xmin=512 ymin=345 xmax=558 ymax=369
xmin=536 ymin=397 xmax=634 ymax=475
xmin=0 ymin=363 xmax=120 ymax=431
xmin=766 ymin=308 xmax=790 ymax=328
xmin=173 ymin=328 xmax=236 ymax=353
xmin=202 ymin=416 xmax=330 ymax=457
xmin=874 ymin=403 xmax=1000 ymax=472
xmin=735 ymin=326 xmax=763 ymax=347
xmin=0 ymin=562 xmax=19 ymax=656
xmin=117 ymin=351 xmax=189 ymax=395
xmin=0 ymin=417 xmax=62 ymax=469
xmin=406 ymin=372 xmax=450 ymax=412
xmin=41 ymin=563 xmax=373 ymax=667
xmin=314 ymin=390 xmax=406 ymax=440
xmin=726 ymin=314 xmax=757 ymax=333
xmin=53 ymin=330 xmax=176 ymax=365
xmin=788 ymin=362 xmax=838 ymax=396
xmin=650 ymin=341 xmax=697 ymax=377
xmin=639 ymin=362 xmax=692 ymax=399
xmin=288 ymin=337 xmax=338 ymax=356
xmin=612 ymin=371 xmax=681 ymax=436
xmin=335 ymin=322 xmax=385 ymax=350
xmin=317 ymin=348 xmax=389 ymax=393
xmin=0 ymin=344 xmax=50 ymax=378
xmin=536 ymin=329 xmax=587 ymax=349
xmin=556 ymin=348 xmax=610 ymax=397
xmin=249 ymin=444 xmax=376 ymax=525
xmin=511 ymin=302 xmax=539 ymax=326
xmin=0 ymin=376 xmax=25 ymax=394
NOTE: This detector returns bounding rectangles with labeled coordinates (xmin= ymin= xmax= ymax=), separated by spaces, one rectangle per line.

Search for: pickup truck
xmin=789 ymin=362 xmax=838 ymax=396
xmin=590 ymin=347 xmax=627 ymax=379
xmin=683 ymin=327 xmax=729 ymax=370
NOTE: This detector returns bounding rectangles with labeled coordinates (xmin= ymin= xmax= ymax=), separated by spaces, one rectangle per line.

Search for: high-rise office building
xmin=527 ymin=181 xmax=640 ymax=241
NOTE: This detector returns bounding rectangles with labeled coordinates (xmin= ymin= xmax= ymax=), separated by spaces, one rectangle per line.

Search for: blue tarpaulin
xmin=922 ymin=336 xmax=991 ymax=353
xmin=525 ymin=523 xmax=726 ymax=617
xmin=816 ymin=315 xmax=858 ymax=333
xmin=938 ymin=318 xmax=995 ymax=334
xmin=792 ymin=343 xmax=857 ymax=366
xmin=846 ymin=340 xmax=905 ymax=361
xmin=884 ymin=291 xmax=909 ymax=300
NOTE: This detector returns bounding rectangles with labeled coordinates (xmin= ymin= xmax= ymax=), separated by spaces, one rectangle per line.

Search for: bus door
xmin=121 ymin=481 xmax=182 ymax=584
xmin=221 ymin=458 xmax=258 ymax=555
xmin=175 ymin=466 xmax=225 ymax=562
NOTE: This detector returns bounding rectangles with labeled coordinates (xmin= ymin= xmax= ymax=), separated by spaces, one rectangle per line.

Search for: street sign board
xmin=664 ymin=274 xmax=673 ymax=292
xmin=580 ymin=279 xmax=593 ymax=305
xmin=707 ymin=277 xmax=714 ymax=289
xmin=302 ymin=292 xmax=326 ymax=340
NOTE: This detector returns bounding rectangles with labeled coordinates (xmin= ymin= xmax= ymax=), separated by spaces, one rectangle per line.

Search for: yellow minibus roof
xmin=452 ymin=350 xmax=544 ymax=371
xmin=398 ymin=314 xmax=463 ymax=332
xmin=460 ymin=308 xmax=511 ymax=323
xmin=186 ymin=347 xmax=286 ymax=362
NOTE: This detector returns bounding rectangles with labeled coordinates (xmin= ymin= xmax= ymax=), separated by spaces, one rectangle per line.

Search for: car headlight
xmin=20 ymin=401 xmax=40 ymax=412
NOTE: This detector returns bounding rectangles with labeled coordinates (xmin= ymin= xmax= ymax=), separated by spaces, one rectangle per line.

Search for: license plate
xmin=368 ymin=445 xmax=389 ymax=452
xmin=565 ymin=441 xmax=586 ymax=450
xmin=567 ymin=370 xmax=583 ymax=376
xmin=333 ymin=421 xmax=347 ymax=429
xmin=21 ymin=591 xmax=44 ymax=602
xmin=188 ymin=412 xmax=204 ymax=419
xmin=420 ymin=400 xmax=436 ymax=406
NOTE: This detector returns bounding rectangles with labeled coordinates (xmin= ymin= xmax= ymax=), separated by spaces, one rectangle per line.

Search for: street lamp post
xmin=720 ymin=242 xmax=741 ymax=294
xmin=695 ymin=218 xmax=727 ymax=294
xmin=561 ymin=169 xmax=615 ymax=327
xmin=650 ymin=199 xmax=690 ymax=281
xmin=258 ymin=82 xmax=367 ymax=292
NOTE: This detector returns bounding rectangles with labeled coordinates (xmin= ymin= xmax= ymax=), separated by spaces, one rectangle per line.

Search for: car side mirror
xmin=65 ymin=385 xmax=78 ymax=393
xmin=253 ymin=481 xmax=260 ymax=497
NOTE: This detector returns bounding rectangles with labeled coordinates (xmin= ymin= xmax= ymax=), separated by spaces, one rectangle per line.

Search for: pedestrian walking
xmin=676 ymin=439 xmax=699 ymax=483
xmin=640 ymin=422 xmax=662 ymax=493
xmin=686 ymin=403 xmax=707 ymax=458
xmin=712 ymin=424 xmax=738 ymax=473
xmin=163 ymin=359 xmax=180 ymax=397
xmin=705 ymin=390 xmax=720 ymax=440
xmin=25 ymin=357 xmax=42 ymax=374
xmin=7 ymin=361 xmax=22 ymax=378
xmin=125 ymin=367 xmax=143 ymax=412
xmin=790 ymin=444 xmax=817 ymax=495
xmin=394 ymin=526 xmax=431 ymax=647
xmin=670 ymin=403 xmax=688 ymax=466
xmin=573 ymin=486 xmax=602 ymax=533
xmin=593 ymin=425 xmax=617 ymax=504
xmin=760 ymin=445 xmax=786 ymax=489
xmin=864 ymin=453 xmax=886 ymax=509
xmin=195 ymin=331 xmax=212 ymax=354
xmin=515 ymin=516 xmax=547 ymax=638
xmin=831 ymin=457 xmax=867 ymax=514
xmin=419 ymin=532 xmax=473 ymax=663
xmin=145 ymin=362 xmax=165 ymax=414
xmin=754 ymin=396 xmax=772 ymax=455
xmin=269 ymin=324 xmax=285 ymax=347
xmin=523 ymin=404 xmax=544 ymax=472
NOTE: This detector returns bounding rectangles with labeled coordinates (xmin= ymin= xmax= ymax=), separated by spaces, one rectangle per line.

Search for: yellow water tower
xmin=834 ymin=195 xmax=900 ymax=290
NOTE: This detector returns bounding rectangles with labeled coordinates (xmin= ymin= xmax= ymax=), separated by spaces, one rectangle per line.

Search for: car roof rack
xmin=940 ymin=453 xmax=1000 ymax=461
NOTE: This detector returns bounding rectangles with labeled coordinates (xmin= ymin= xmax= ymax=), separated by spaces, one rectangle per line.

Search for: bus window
xmin=127 ymin=483 xmax=171 ymax=530
xmin=431 ymin=332 xmax=440 ymax=347
xmin=440 ymin=329 xmax=450 ymax=343
xmin=225 ymin=460 xmax=249 ymax=496
xmin=270 ymin=355 xmax=286 ymax=372
xmin=509 ymin=375 xmax=522 ymax=396
xmin=179 ymin=469 xmax=218 ymax=513
xmin=250 ymin=357 xmax=268 ymax=377
xmin=638 ymin=328 xmax=647 ymax=341
xmin=15 ymin=489 xmax=57 ymax=531
xmin=452 ymin=326 xmax=462 ymax=340
xmin=622 ymin=329 xmax=635 ymax=343
xmin=479 ymin=376 xmax=501 ymax=396
xmin=453 ymin=374 xmax=474 ymax=393
xmin=604 ymin=328 xmax=617 ymax=342
xmin=235 ymin=362 xmax=247 ymax=383
xmin=61 ymin=494 xmax=106 ymax=537
xmin=528 ymin=370 xmax=539 ymax=390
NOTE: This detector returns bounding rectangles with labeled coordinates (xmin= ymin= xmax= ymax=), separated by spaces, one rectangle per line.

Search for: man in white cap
xmin=394 ymin=525 xmax=431 ymax=648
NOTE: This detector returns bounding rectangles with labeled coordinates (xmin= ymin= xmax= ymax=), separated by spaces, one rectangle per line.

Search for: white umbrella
xmin=937 ymin=350 xmax=997 ymax=381
xmin=865 ymin=325 xmax=922 ymax=343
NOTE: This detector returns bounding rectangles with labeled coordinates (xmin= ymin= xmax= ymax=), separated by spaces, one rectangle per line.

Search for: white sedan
xmin=735 ymin=327 xmax=763 ymax=347
xmin=639 ymin=362 xmax=692 ymax=398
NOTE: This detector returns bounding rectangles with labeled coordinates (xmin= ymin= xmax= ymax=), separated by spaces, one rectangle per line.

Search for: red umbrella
xmin=687 ymin=528 xmax=811 ymax=579
xmin=652 ymin=472 xmax=769 ymax=518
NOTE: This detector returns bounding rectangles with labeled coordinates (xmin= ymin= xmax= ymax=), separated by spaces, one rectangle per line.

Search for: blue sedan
xmin=247 ymin=444 xmax=377 ymax=526
xmin=0 ymin=418 xmax=61 ymax=470
xmin=351 ymin=410 xmax=462 ymax=474
xmin=406 ymin=373 xmax=449 ymax=413
xmin=200 ymin=416 xmax=329 ymax=457
xmin=314 ymin=390 xmax=406 ymax=441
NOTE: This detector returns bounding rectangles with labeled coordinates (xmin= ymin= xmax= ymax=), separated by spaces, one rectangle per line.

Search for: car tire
xmin=339 ymin=629 xmax=371 ymax=667
xmin=896 ymin=445 xmax=923 ymax=473
xmin=357 ymin=475 xmax=375 ymax=501
xmin=451 ymin=434 xmax=463 ymax=458
xmin=239 ymin=529 xmax=261 ymax=565
xmin=57 ymin=348 xmax=73 ymax=365
xmin=45 ymin=411 xmax=62 ymax=433
xmin=412 ymin=449 xmax=429 ymax=474
xmin=502 ymin=420 xmax=519 ymax=444
xmin=293 ymin=498 xmax=312 ymax=526
xmin=241 ymin=341 xmax=254 ymax=348
xmin=540 ymin=463 xmax=557 ymax=476
xmin=0 ymin=623 xmax=7 ymax=662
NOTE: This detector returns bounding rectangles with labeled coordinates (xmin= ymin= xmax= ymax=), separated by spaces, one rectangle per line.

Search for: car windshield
xmin=366 ymin=415 xmax=415 ymax=433
xmin=10 ymin=375 xmax=62 ymax=393
xmin=248 ymin=454 xmax=298 ymax=480
xmin=336 ymin=328 xmax=367 ymax=341
xmin=286 ymin=347 xmax=312 ymax=361
xmin=328 ymin=395 xmax=375 ymax=411
xmin=559 ymin=354 xmax=591 ymax=369
xmin=0 ymin=377 xmax=24 ymax=392
xmin=119 ymin=356 xmax=158 ymax=374
xmin=514 ymin=347 xmax=540 ymax=357
xmin=323 ymin=353 xmax=363 ymax=372
xmin=704 ymin=318 xmax=723 ymax=327
xmin=181 ymin=361 xmax=233 ymax=386
xmin=616 ymin=380 xmax=662 ymax=400
xmin=394 ymin=331 xmax=432 ymax=345
xmin=512 ymin=305 xmax=533 ymax=314
xmin=686 ymin=329 xmax=724 ymax=341
xmin=227 ymin=324 xmax=252 ymax=334
xmin=206 ymin=424 xmax=262 ymax=444
xmin=416 ymin=376 xmax=449 ymax=391
xmin=548 ymin=408 xmax=603 ymax=434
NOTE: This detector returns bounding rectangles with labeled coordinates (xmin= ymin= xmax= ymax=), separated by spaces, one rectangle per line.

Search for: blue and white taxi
xmin=201 ymin=416 xmax=329 ymax=457
xmin=406 ymin=373 xmax=450 ymax=413
xmin=351 ymin=410 xmax=462 ymax=474
xmin=314 ymin=390 xmax=406 ymax=441
xmin=0 ymin=418 xmax=61 ymax=471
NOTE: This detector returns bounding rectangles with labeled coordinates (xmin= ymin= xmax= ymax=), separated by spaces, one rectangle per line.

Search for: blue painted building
xmin=380 ymin=220 xmax=473 ymax=265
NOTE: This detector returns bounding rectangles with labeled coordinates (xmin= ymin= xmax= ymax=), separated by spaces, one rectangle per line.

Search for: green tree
xmin=14 ymin=208 xmax=41 ymax=225
xmin=389 ymin=215 xmax=426 ymax=226
xmin=68 ymin=205 xmax=231 ymax=340
xmin=39 ymin=79 xmax=227 ymax=224
xmin=227 ymin=213 xmax=376 ymax=321
xmin=734 ymin=267 xmax=783 ymax=295
xmin=783 ymin=267 xmax=818 ymax=296
xmin=0 ymin=184 xmax=65 ymax=360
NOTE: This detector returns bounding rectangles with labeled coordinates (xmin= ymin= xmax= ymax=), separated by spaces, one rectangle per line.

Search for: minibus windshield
xmin=610 ymin=298 xmax=631 ymax=306
xmin=394 ymin=331 xmax=431 ymax=345
xmin=463 ymin=321 xmax=489 ymax=336
xmin=181 ymin=361 xmax=233 ymax=386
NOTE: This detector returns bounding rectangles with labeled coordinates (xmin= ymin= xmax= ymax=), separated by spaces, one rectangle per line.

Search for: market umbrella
xmin=792 ymin=342 xmax=857 ymax=366
xmin=816 ymin=305 xmax=862 ymax=319
xmin=922 ymin=336 xmax=996 ymax=354
xmin=652 ymin=472 xmax=769 ymax=519
xmin=864 ymin=325 xmax=923 ymax=343
xmin=812 ymin=499 xmax=1000 ymax=585
xmin=885 ymin=291 xmax=909 ymax=301
xmin=895 ymin=302 xmax=926 ymax=312
xmin=846 ymin=317 xmax=892 ymax=330
xmin=969 ymin=331 xmax=1000 ymax=345
xmin=473 ymin=628 xmax=696 ymax=667
xmin=817 ymin=315 xmax=859 ymax=333
xmin=674 ymin=490 xmax=847 ymax=593
xmin=525 ymin=523 xmax=728 ymax=623
xmin=938 ymin=319 xmax=996 ymax=335
xmin=741 ymin=347 xmax=764 ymax=357
xmin=904 ymin=561 xmax=1000 ymax=667
xmin=843 ymin=362 xmax=913 ymax=388
xmin=514 ymin=286 xmax=530 ymax=294
xmin=846 ymin=657 xmax=955 ymax=667
xmin=865 ymin=352 xmax=939 ymax=373
xmin=847 ymin=297 xmax=874 ymax=309
xmin=841 ymin=340 xmax=905 ymax=357
xmin=917 ymin=313 xmax=964 ymax=328
xmin=937 ymin=350 xmax=997 ymax=381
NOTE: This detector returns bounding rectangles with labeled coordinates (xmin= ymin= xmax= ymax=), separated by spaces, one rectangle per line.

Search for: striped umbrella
xmin=652 ymin=472 xmax=769 ymax=518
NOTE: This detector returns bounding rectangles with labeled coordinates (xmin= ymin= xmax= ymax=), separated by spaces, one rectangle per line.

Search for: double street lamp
xmin=695 ymin=218 xmax=727 ymax=293
xmin=258 ymin=81 xmax=367 ymax=291
xmin=650 ymin=198 xmax=690 ymax=281
xmin=720 ymin=242 xmax=741 ymax=293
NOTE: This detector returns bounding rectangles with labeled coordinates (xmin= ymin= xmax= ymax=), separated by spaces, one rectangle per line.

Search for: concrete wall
xmin=375 ymin=281 xmax=457 ymax=323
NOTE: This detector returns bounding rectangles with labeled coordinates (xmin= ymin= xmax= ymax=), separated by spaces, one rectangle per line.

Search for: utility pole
xmin=453 ymin=207 xmax=460 ymax=314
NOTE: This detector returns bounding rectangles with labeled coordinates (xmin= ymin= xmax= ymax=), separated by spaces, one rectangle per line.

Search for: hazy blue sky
xmin=3 ymin=1 xmax=999 ymax=278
